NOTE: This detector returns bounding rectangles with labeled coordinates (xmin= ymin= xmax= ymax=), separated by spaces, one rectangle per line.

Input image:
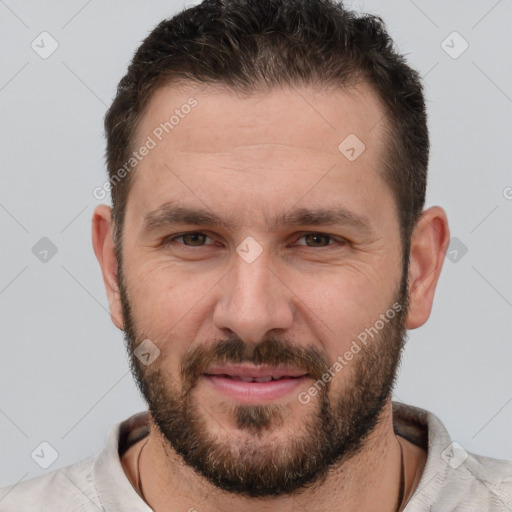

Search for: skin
xmin=92 ymin=82 xmax=450 ymax=511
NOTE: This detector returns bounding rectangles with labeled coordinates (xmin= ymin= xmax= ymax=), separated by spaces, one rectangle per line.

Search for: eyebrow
xmin=142 ymin=201 xmax=375 ymax=236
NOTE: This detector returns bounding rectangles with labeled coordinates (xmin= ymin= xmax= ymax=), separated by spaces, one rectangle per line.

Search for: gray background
xmin=1 ymin=0 xmax=511 ymax=490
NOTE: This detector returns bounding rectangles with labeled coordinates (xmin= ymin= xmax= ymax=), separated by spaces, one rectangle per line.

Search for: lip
xmin=205 ymin=364 xmax=308 ymax=379
xmin=202 ymin=364 xmax=310 ymax=403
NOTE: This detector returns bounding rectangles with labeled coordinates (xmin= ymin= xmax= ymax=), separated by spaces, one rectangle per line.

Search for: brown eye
xmin=163 ymin=232 xmax=215 ymax=248
xmin=180 ymin=233 xmax=208 ymax=246
xmin=303 ymin=234 xmax=332 ymax=247
xmin=292 ymin=232 xmax=347 ymax=249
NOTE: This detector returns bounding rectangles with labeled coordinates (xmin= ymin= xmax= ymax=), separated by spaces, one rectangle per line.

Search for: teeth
xmin=217 ymin=374 xmax=301 ymax=382
xmin=234 ymin=376 xmax=273 ymax=382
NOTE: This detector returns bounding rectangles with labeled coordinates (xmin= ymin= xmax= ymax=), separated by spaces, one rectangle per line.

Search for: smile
xmin=202 ymin=364 xmax=310 ymax=402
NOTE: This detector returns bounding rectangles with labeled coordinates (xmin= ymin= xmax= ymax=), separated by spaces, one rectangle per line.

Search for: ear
xmin=405 ymin=206 xmax=450 ymax=329
xmin=91 ymin=204 xmax=124 ymax=330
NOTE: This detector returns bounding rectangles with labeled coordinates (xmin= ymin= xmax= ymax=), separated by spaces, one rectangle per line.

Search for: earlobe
xmin=91 ymin=205 xmax=125 ymax=330
xmin=405 ymin=206 xmax=450 ymax=330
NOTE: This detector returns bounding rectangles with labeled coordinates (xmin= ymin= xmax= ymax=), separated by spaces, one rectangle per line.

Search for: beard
xmin=118 ymin=262 xmax=409 ymax=498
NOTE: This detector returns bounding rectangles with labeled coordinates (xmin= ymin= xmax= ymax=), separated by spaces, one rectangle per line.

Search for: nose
xmin=212 ymin=249 xmax=294 ymax=344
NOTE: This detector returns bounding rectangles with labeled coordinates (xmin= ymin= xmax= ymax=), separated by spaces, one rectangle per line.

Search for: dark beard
xmin=118 ymin=261 xmax=409 ymax=498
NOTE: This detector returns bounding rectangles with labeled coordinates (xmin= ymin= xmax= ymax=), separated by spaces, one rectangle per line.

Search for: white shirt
xmin=1 ymin=402 xmax=510 ymax=511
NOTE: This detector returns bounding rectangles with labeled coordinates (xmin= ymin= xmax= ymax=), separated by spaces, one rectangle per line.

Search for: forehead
xmin=126 ymin=81 xmax=394 ymax=232
xmin=135 ymin=81 xmax=386 ymax=157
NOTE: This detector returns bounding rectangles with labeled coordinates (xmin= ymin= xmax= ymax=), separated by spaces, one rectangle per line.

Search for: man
xmin=1 ymin=0 xmax=511 ymax=510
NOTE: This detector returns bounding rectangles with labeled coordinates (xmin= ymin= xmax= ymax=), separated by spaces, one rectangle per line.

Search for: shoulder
xmin=0 ymin=411 xmax=150 ymax=512
xmin=0 ymin=455 xmax=102 ymax=512
xmin=394 ymin=402 xmax=512 ymax=511
xmin=411 ymin=451 xmax=512 ymax=511
xmin=461 ymin=452 xmax=512 ymax=509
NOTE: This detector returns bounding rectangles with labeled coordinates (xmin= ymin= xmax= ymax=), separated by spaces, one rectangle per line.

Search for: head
xmin=104 ymin=0 xmax=429 ymax=260
xmin=93 ymin=0 xmax=449 ymax=499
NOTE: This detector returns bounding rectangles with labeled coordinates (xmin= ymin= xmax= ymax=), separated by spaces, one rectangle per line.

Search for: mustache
xmin=180 ymin=337 xmax=331 ymax=391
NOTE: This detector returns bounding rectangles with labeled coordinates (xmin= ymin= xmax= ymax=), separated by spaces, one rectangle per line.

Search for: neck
xmin=130 ymin=401 xmax=422 ymax=512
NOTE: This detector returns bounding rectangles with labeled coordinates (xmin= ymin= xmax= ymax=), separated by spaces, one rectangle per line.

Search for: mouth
xmin=208 ymin=374 xmax=303 ymax=382
xmin=202 ymin=364 xmax=310 ymax=402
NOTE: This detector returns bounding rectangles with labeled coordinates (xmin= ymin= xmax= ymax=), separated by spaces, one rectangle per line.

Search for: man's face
xmin=117 ymin=83 xmax=408 ymax=496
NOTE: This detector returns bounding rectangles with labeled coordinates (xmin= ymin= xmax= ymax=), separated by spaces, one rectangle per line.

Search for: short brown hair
xmin=104 ymin=0 xmax=428 ymax=260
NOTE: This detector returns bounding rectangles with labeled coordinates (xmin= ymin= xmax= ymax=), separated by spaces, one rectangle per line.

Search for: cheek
xmin=291 ymin=265 xmax=400 ymax=361
xmin=298 ymin=264 xmax=394 ymax=321
xmin=126 ymin=260 xmax=215 ymax=349
xmin=123 ymin=261 xmax=178 ymax=337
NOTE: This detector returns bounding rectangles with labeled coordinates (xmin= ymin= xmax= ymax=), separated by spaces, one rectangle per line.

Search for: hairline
xmin=112 ymin=77 xmax=412 ymax=259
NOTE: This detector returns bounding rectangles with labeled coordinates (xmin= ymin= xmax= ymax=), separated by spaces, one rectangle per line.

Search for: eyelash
xmin=161 ymin=231 xmax=347 ymax=249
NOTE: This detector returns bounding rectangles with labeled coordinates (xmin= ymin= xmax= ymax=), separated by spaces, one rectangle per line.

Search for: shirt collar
xmin=91 ymin=402 xmax=458 ymax=511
